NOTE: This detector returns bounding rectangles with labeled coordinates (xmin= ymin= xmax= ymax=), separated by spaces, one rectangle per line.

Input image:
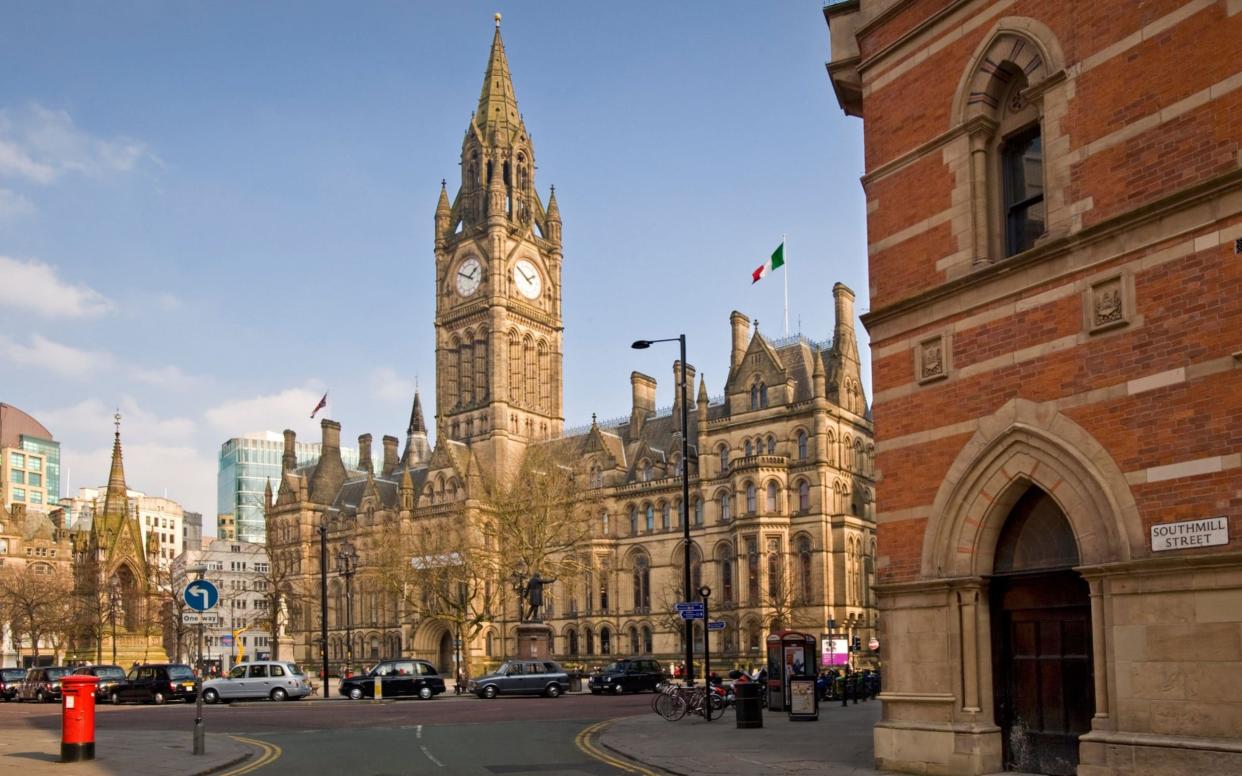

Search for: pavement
xmin=598 ymin=696 xmax=889 ymax=776
xmin=0 ymin=728 xmax=257 ymax=776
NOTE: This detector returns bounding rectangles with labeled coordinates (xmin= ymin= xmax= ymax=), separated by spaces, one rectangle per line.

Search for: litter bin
xmin=568 ymin=672 xmax=582 ymax=693
xmin=734 ymin=681 xmax=763 ymax=729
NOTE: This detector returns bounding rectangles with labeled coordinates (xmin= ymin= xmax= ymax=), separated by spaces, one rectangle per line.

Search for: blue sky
xmin=0 ymin=1 xmax=867 ymax=524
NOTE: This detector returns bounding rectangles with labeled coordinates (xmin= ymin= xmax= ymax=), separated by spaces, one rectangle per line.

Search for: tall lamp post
xmin=317 ymin=512 xmax=331 ymax=699
xmin=107 ymin=576 xmax=121 ymax=665
xmin=632 ymin=334 xmax=695 ymax=686
xmin=337 ymin=540 xmax=359 ymax=675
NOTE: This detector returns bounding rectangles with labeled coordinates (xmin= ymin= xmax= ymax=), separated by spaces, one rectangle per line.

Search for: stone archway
xmin=437 ymin=631 xmax=453 ymax=677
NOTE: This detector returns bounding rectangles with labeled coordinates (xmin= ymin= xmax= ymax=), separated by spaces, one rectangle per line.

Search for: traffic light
xmin=853 ymin=636 xmax=861 ymax=652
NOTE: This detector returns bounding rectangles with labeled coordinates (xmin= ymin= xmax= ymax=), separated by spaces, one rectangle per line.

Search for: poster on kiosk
xmin=766 ymin=631 xmax=819 ymax=712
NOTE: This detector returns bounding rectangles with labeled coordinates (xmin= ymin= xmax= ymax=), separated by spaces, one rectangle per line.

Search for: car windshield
xmin=2 ymin=669 xmax=25 ymax=680
xmin=47 ymin=668 xmax=71 ymax=680
xmin=168 ymin=666 xmax=194 ymax=680
xmin=96 ymin=667 xmax=125 ymax=678
xmin=286 ymin=663 xmax=305 ymax=676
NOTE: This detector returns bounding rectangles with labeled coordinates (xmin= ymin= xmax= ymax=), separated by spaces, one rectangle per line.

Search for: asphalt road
xmin=1 ymin=692 xmax=655 ymax=775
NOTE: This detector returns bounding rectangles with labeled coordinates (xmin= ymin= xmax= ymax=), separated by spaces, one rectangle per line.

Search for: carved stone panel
xmin=916 ymin=333 xmax=951 ymax=385
xmin=1085 ymin=272 xmax=1134 ymax=334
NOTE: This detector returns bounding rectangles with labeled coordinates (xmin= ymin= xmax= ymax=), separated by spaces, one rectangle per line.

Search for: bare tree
xmin=0 ymin=563 xmax=75 ymax=664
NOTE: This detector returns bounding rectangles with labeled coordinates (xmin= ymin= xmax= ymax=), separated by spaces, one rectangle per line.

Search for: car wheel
xmin=203 ymin=688 xmax=219 ymax=704
xmin=348 ymin=687 xmax=364 ymax=701
xmin=545 ymin=684 xmax=561 ymax=698
xmin=482 ymin=685 xmax=498 ymax=699
xmin=270 ymin=687 xmax=288 ymax=702
xmin=36 ymin=691 xmax=45 ymax=703
xmin=418 ymin=686 xmax=434 ymax=700
xmin=612 ymin=683 xmax=623 ymax=695
xmin=110 ymin=692 xmax=121 ymax=705
xmin=153 ymin=691 xmax=166 ymax=705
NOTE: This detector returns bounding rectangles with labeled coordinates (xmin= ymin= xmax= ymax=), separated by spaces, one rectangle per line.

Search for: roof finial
xmin=114 ymin=409 xmax=121 ymax=436
xmin=494 ymin=12 xmax=501 ymax=28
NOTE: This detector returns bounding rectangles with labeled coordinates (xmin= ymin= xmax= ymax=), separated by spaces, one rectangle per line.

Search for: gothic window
xmin=629 ymin=507 xmax=638 ymax=535
xmin=798 ymin=480 xmax=810 ymax=512
xmin=854 ymin=439 xmax=863 ymax=474
xmin=796 ymin=535 xmax=813 ymax=604
xmin=585 ymin=570 xmax=594 ymax=612
xmin=766 ymin=481 xmax=778 ymax=513
xmin=633 ymin=554 xmax=651 ymax=612
xmin=645 ymin=504 xmax=654 ymax=532
xmin=643 ymin=460 xmax=653 ymax=482
xmin=767 ymin=435 xmax=776 ymax=454
xmin=750 ymin=383 xmax=759 ymax=410
xmin=630 ymin=626 xmax=639 ymax=655
xmin=585 ymin=627 xmax=595 ymax=656
xmin=719 ymin=491 xmax=731 ymax=522
xmin=747 ymin=624 xmax=761 ymax=652
xmin=661 ymin=502 xmax=670 ymax=531
xmin=825 ymin=430 xmax=835 ymax=466
xmin=746 ymin=538 xmax=760 ymax=605
xmin=767 ymin=551 xmax=782 ymax=602
xmin=460 ymin=340 xmax=474 ymax=404
xmin=538 ymin=341 xmax=551 ymax=411
xmin=475 ymin=333 xmax=488 ymax=401
xmin=718 ymin=445 xmax=729 ymax=473
xmin=524 ymin=338 xmax=537 ymax=406
xmin=797 ymin=431 xmax=808 ymax=461
xmin=1002 ymin=123 xmax=1044 ymax=256
xmin=601 ymin=511 xmax=610 ymax=536
xmin=744 ymin=439 xmax=753 ymax=457
xmin=567 ymin=629 xmax=578 ymax=656
xmin=508 ymin=333 xmax=522 ymax=402
xmin=718 ymin=544 xmax=734 ymax=604
xmin=445 ymin=339 xmax=460 ymax=408
xmin=694 ymin=499 xmax=703 ymax=526
xmin=746 ymin=483 xmax=757 ymax=514
xmin=760 ymin=383 xmax=768 ymax=408
xmin=599 ymin=573 xmax=609 ymax=611
xmin=600 ymin=627 xmax=611 ymax=655
xmin=590 ymin=467 xmax=603 ymax=488
xmin=642 ymin=626 xmax=653 ymax=654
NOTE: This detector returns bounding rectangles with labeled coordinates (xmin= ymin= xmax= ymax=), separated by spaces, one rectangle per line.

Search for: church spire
xmin=408 ymin=390 xmax=426 ymax=434
xmin=106 ymin=411 xmax=128 ymax=500
xmin=475 ymin=15 xmax=524 ymax=146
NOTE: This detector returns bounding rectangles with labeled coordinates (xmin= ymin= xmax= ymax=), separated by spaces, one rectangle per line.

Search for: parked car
xmin=1 ymin=668 xmax=29 ymax=701
xmin=588 ymin=658 xmax=667 ymax=694
xmin=72 ymin=664 xmax=126 ymax=700
xmin=17 ymin=666 xmax=72 ymax=702
xmin=202 ymin=661 xmax=312 ymax=703
xmin=109 ymin=663 xmax=197 ymax=705
xmin=468 ymin=660 xmax=569 ymax=699
xmin=338 ymin=659 xmax=444 ymax=700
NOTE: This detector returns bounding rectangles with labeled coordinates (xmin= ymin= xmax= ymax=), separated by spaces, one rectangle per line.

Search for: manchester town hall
xmin=266 ymin=22 xmax=877 ymax=676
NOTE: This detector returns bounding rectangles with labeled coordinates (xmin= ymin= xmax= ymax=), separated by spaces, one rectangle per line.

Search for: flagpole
xmin=783 ymin=234 xmax=789 ymax=337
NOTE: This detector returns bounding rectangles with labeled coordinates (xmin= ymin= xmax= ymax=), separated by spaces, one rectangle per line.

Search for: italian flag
xmin=751 ymin=241 xmax=785 ymax=284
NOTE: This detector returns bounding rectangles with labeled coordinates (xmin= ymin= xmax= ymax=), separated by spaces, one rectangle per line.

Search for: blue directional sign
xmin=679 ymin=610 xmax=705 ymax=620
xmin=707 ymin=621 xmax=726 ymax=631
xmin=183 ymin=579 xmax=220 ymax=612
xmin=675 ymin=602 xmax=703 ymax=611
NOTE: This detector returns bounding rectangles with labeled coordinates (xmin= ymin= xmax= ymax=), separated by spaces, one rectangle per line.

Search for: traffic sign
xmin=183 ymin=579 xmax=219 ymax=612
xmin=181 ymin=612 xmax=219 ymax=625
xmin=707 ymin=621 xmax=726 ymax=631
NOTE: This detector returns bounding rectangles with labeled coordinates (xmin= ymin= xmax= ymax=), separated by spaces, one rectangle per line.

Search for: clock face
xmin=512 ymin=259 xmax=542 ymax=300
xmin=455 ymin=257 xmax=482 ymax=297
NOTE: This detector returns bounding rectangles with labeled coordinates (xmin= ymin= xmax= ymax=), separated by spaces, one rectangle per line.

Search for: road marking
xmin=223 ymin=736 xmax=282 ymax=775
xmin=416 ymin=724 xmax=423 ymax=739
xmin=419 ymin=744 xmax=444 ymax=767
xmin=574 ymin=719 xmax=662 ymax=776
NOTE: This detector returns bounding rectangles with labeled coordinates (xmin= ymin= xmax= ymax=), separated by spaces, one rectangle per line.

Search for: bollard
xmin=61 ymin=675 xmax=99 ymax=762
xmin=375 ymin=675 xmax=382 ymax=700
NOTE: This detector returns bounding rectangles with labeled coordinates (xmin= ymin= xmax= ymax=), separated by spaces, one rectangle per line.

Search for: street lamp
xmin=107 ymin=575 xmax=121 ymax=665
xmin=317 ymin=511 xmax=332 ymax=699
xmin=336 ymin=539 xmax=359 ymax=675
xmin=631 ymin=334 xmax=695 ymax=686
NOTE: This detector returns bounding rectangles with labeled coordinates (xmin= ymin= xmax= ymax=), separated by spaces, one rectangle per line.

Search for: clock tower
xmin=433 ymin=17 xmax=564 ymax=473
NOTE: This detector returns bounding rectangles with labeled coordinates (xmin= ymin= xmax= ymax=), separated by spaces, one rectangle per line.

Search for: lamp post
xmin=317 ymin=512 xmax=330 ymax=699
xmin=337 ymin=540 xmax=359 ymax=676
xmin=187 ymin=563 xmax=207 ymax=756
xmin=632 ymin=334 xmax=695 ymax=686
xmin=107 ymin=576 xmax=121 ymax=665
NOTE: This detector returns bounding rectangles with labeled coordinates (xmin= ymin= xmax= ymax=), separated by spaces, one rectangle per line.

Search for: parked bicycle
xmin=651 ymin=683 xmax=725 ymax=721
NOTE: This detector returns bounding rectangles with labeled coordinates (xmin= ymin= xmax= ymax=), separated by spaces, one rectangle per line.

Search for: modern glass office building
xmin=217 ymin=433 xmax=364 ymax=544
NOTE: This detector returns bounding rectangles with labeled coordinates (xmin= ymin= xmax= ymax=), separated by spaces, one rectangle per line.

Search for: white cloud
xmin=0 ymin=334 xmax=113 ymax=378
xmin=0 ymin=256 xmax=114 ymax=317
xmin=34 ymin=398 xmax=195 ymax=443
xmin=0 ymin=187 xmax=34 ymax=219
xmin=131 ymin=364 xmax=195 ymax=390
xmin=205 ymin=386 xmax=326 ymax=438
xmin=59 ymin=442 xmax=216 ymax=518
xmin=370 ymin=367 xmax=416 ymax=403
xmin=0 ymin=104 xmax=154 ymax=184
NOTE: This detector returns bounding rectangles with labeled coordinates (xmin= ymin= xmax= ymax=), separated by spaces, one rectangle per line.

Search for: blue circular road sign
xmin=183 ymin=579 xmax=219 ymax=612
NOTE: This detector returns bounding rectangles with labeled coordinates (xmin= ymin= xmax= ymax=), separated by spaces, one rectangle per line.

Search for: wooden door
xmin=992 ymin=571 xmax=1093 ymax=775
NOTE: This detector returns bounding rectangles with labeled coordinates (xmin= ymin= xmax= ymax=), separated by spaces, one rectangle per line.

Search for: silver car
xmin=201 ymin=661 xmax=311 ymax=703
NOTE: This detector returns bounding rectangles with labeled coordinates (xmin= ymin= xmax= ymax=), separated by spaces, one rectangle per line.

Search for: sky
xmin=0 ymin=1 xmax=867 ymax=527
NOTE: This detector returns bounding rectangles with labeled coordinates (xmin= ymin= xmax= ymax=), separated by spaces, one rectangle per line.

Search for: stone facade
xmin=0 ymin=502 xmax=75 ymax=665
xmin=826 ymin=1 xmax=1242 ymax=774
xmin=265 ymin=21 xmax=877 ymax=679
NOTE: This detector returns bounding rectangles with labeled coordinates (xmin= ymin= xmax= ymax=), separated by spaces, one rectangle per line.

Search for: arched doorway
xmin=437 ymin=631 xmax=453 ymax=676
xmin=989 ymin=487 xmax=1093 ymax=775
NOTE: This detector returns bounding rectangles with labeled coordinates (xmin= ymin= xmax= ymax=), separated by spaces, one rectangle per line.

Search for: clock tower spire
xmin=433 ymin=18 xmax=564 ymax=475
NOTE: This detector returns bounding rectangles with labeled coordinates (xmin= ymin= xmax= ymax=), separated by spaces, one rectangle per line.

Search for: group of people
xmin=815 ymin=668 xmax=880 ymax=702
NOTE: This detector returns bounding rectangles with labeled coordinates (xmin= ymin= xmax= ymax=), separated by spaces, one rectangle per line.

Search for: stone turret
xmin=730 ymin=311 xmax=750 ymax=374
xmin=630 ymin=372 xmax=657 ymax=435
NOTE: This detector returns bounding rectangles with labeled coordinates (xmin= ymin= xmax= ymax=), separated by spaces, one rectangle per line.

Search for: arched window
xmin=629 ymin=507 xmax=638 ymax=535
xmin=719 ymin=544 xmax=734 ymax=604
xmin=767 ymin=435 xmax=776 ymax=454
xmin=644 ymin=460 xmax=654 ymax=481
xmin=486 ymin=630 xmax=496 ymax=657
xmin=589 ymin=467 xmax=603 ymax=488
xmin=767 ymin=552 xmax=782 ymax=601
xmin=694 ymin=499 xmax=703 ymax=526
xmin=744 ymin=439 xmax=753 ymax=457
xmin=600 ymin=627 xmax=611 ymax=655
xmin=746 ymin=538 xmax=760 ymax=605
xmin=645 ymin=504 xmax=654 ymax=532
xmin=642 ymin=626 xmax=653 ymax=654
xmin=629 ymin=626 xmax=639 ymax=655
xmin=766 ymin=481 xmax=778 ymax=513
xmin=747 ymin=625 xmax=761 ymax=652
xmin=585 ymin=627 xmax=595 ymax=656
xmin=759 ymin=383 xmax=768 ymax=408
xmin=750 ymin=383 xmax=760 ymax=410
xmin=797 ymin=431 xmax=808 ymax=461
xmin=719 ymin=491 xmax=731 ymax=522
xmin=661 ymin=502 xmax=670 ymax=531
xmin=746 ymin=484 xmax=757 ymax=514
xmin=633 ymin=555 xmax=650 ymax=611
xmin=719 ymin=445 xmax=729 ymax=472
xmin=797 ymin=536 xmax=813 ymax=604
xmin=601 ymin=511 xmax=610 ymax=536
xmin=568 ymin=628 xmax=579 ymax=656
xmin=798 ymin=480 xmax=810 ymax=512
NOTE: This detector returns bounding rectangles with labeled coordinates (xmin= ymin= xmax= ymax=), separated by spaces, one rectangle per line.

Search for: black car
xmin=588 ymin=658 xmax=667 ymax=694
xmin=109 ymin=663 xmax=197 ymax=705
xmin=72 ymin=664 xmax=126 ymax=700
xmin=338 ymin=659 xmax=445 ymax=700
xmin=17 ymin=666 xmax=74 ymax=702
xmin=468 ymin=660 xmax=570 ymax=699
xmin=0 ymin=668 xmax=26 ymax=701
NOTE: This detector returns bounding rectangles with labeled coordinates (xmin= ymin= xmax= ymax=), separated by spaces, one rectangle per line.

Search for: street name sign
xmin=1150 ymin=516 xmax=1228 ymax=551
xmin=707 ymin=621 xmax=726 ymax=631
xmin=679 ymin=610 xmax=705 ymax=620
xmin=183 ymin=579 xmax=220 ymax=612
xmin=675 ymin=602 xmax=704 ymax=612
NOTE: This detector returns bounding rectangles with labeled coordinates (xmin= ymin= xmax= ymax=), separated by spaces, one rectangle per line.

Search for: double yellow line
xmin=575 ymin=720 xmax=663 ymax=775
xmin=222 ymin=736 xmax=282 ymax=775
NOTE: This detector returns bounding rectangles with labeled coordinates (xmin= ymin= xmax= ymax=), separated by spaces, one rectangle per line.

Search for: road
xmin=0 ymin=692 xmax=658 ymax=775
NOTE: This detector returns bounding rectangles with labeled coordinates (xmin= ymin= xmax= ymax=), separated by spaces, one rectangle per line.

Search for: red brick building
xmin=825 ymin=2 xmax=1241 ymax=774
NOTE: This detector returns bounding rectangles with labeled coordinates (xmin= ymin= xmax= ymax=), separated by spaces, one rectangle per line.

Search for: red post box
xmin=60 ymin=674 xmax=99 ymax=762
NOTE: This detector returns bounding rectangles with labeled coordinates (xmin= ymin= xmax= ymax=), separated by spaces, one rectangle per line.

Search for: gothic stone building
xmin=266 ymin=21 xmax=876 ymax=676
xmin=826 ymin=2 xmax=1242 ymax=775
